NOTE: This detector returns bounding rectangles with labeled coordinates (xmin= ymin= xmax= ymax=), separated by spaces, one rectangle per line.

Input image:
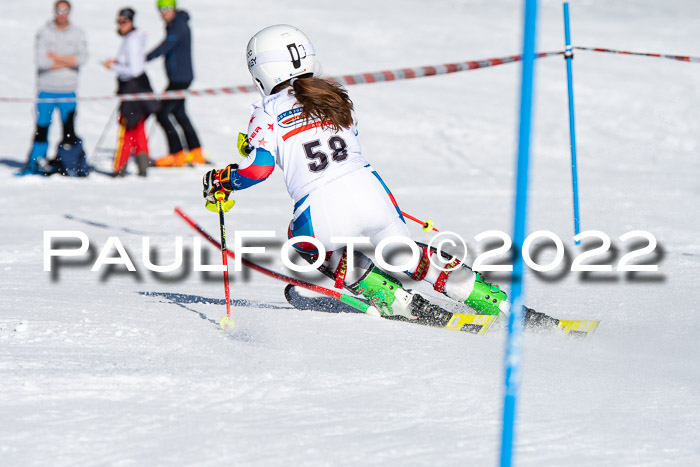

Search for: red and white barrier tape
xmin=0 ymin=51 xmax=563 ymax=104
xmin=0 ymin=86 xmax=258 ymax=104
xmin=328 ymin=51 xmax=562 ymax=86
xmin=575 ymin=46 xmax=700 ymax=63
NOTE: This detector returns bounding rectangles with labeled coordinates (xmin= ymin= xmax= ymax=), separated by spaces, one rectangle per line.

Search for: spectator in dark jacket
xmin=148 ymin=0 xmax=205 ymax=167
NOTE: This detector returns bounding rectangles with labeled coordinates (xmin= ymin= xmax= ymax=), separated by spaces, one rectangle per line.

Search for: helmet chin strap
xmin=253 ymin=78 xmax=265 ymax=96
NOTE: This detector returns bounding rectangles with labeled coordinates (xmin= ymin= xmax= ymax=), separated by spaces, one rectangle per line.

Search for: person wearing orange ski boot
xmin=148 ymin=0 xmax=206 ymax=167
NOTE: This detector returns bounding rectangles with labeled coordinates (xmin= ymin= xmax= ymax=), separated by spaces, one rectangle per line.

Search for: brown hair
xmin=276 ymin=76 xmax=354 ymax=132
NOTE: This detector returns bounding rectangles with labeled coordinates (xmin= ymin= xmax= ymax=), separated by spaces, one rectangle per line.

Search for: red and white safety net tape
xmin=574 ymin=46 xmax=700 ymax=63
xmin=0 ymin=51 xmax=563 ymax=104
xmin=328 ymin=51 xmax=562 ymax=86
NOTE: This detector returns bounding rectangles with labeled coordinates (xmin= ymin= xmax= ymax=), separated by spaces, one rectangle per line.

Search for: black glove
xmin=202 ymin=164 xmax=238 ymax=203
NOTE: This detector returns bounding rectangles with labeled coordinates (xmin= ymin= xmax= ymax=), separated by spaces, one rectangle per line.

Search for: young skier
xmin=202 ymin=25 xmax=552 ymax=325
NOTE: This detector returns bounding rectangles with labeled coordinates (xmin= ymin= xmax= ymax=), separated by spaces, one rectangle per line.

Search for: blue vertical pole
xmin=563 ymin=2 xmax=581 ymax=242
xmin=500 ymin=0 xmax=537 ymax=466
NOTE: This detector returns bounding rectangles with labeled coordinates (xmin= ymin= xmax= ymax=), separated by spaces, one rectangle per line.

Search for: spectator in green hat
xmin=148 ymin=0 xmax=206 ymax=167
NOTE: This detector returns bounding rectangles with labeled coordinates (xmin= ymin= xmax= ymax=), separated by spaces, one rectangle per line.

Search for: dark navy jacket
xmin=146 ymin=10 xmax=193 ymax=84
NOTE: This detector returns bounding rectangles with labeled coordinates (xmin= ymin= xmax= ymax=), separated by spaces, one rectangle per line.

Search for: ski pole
xmin=88 ymin=103 xmax=119 ymax=165
xmin=401 ymin=210 xmax=438 ymax=232
xmin=215 ymin=191 xmax=233 ymax=330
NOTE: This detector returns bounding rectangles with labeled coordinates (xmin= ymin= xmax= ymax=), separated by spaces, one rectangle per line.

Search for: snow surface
xmin=1 ymin=0 xmax=699 ymax=465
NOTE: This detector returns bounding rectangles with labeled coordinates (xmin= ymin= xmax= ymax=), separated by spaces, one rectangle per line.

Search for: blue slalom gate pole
xmin=500 ymin=0 xmax=538 ymax=466
xmin=563 ymin=2 xmax=581 ymax=242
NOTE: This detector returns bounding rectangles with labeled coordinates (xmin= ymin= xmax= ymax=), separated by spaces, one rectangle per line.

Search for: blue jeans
xmin=27 ymin=91 xmax=78 ymax=167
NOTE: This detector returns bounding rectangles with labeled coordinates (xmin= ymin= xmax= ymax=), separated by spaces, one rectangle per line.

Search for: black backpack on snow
xmin=50 ymin=139 xmax=90 ymax=177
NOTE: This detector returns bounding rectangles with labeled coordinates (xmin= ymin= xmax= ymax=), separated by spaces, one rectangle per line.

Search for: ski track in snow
xmin=1 ymin=0 xmax=699 ymax=465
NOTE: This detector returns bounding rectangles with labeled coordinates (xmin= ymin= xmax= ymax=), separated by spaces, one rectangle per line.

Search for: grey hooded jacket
xmin=35 ymin=20 xmax=88 ymax=92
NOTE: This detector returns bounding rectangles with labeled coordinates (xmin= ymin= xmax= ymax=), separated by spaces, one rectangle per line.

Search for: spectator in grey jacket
xmin=18 ymin=0 xmax=87 ymax=176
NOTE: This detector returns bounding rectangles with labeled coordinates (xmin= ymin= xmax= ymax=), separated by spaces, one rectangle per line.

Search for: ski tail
xmin=284 ymin=284 xmax=363 ymax=314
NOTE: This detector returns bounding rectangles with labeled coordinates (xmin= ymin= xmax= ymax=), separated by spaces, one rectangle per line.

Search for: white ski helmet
xmin=246 ymin=24 xmax=316 ymax=96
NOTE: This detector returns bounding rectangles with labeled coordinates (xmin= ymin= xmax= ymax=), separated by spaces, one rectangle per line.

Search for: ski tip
xmin=557 ymin=319 xmax=600 ymax=337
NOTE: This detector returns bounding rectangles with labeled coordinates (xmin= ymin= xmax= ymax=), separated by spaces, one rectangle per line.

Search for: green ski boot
xmin=349 ymin=266 xmax=470 ymax=327
xmin=464 ymin=273 xmax=509 ymax=316
xmin=349 ymin=267 xmax=416 ymax=320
